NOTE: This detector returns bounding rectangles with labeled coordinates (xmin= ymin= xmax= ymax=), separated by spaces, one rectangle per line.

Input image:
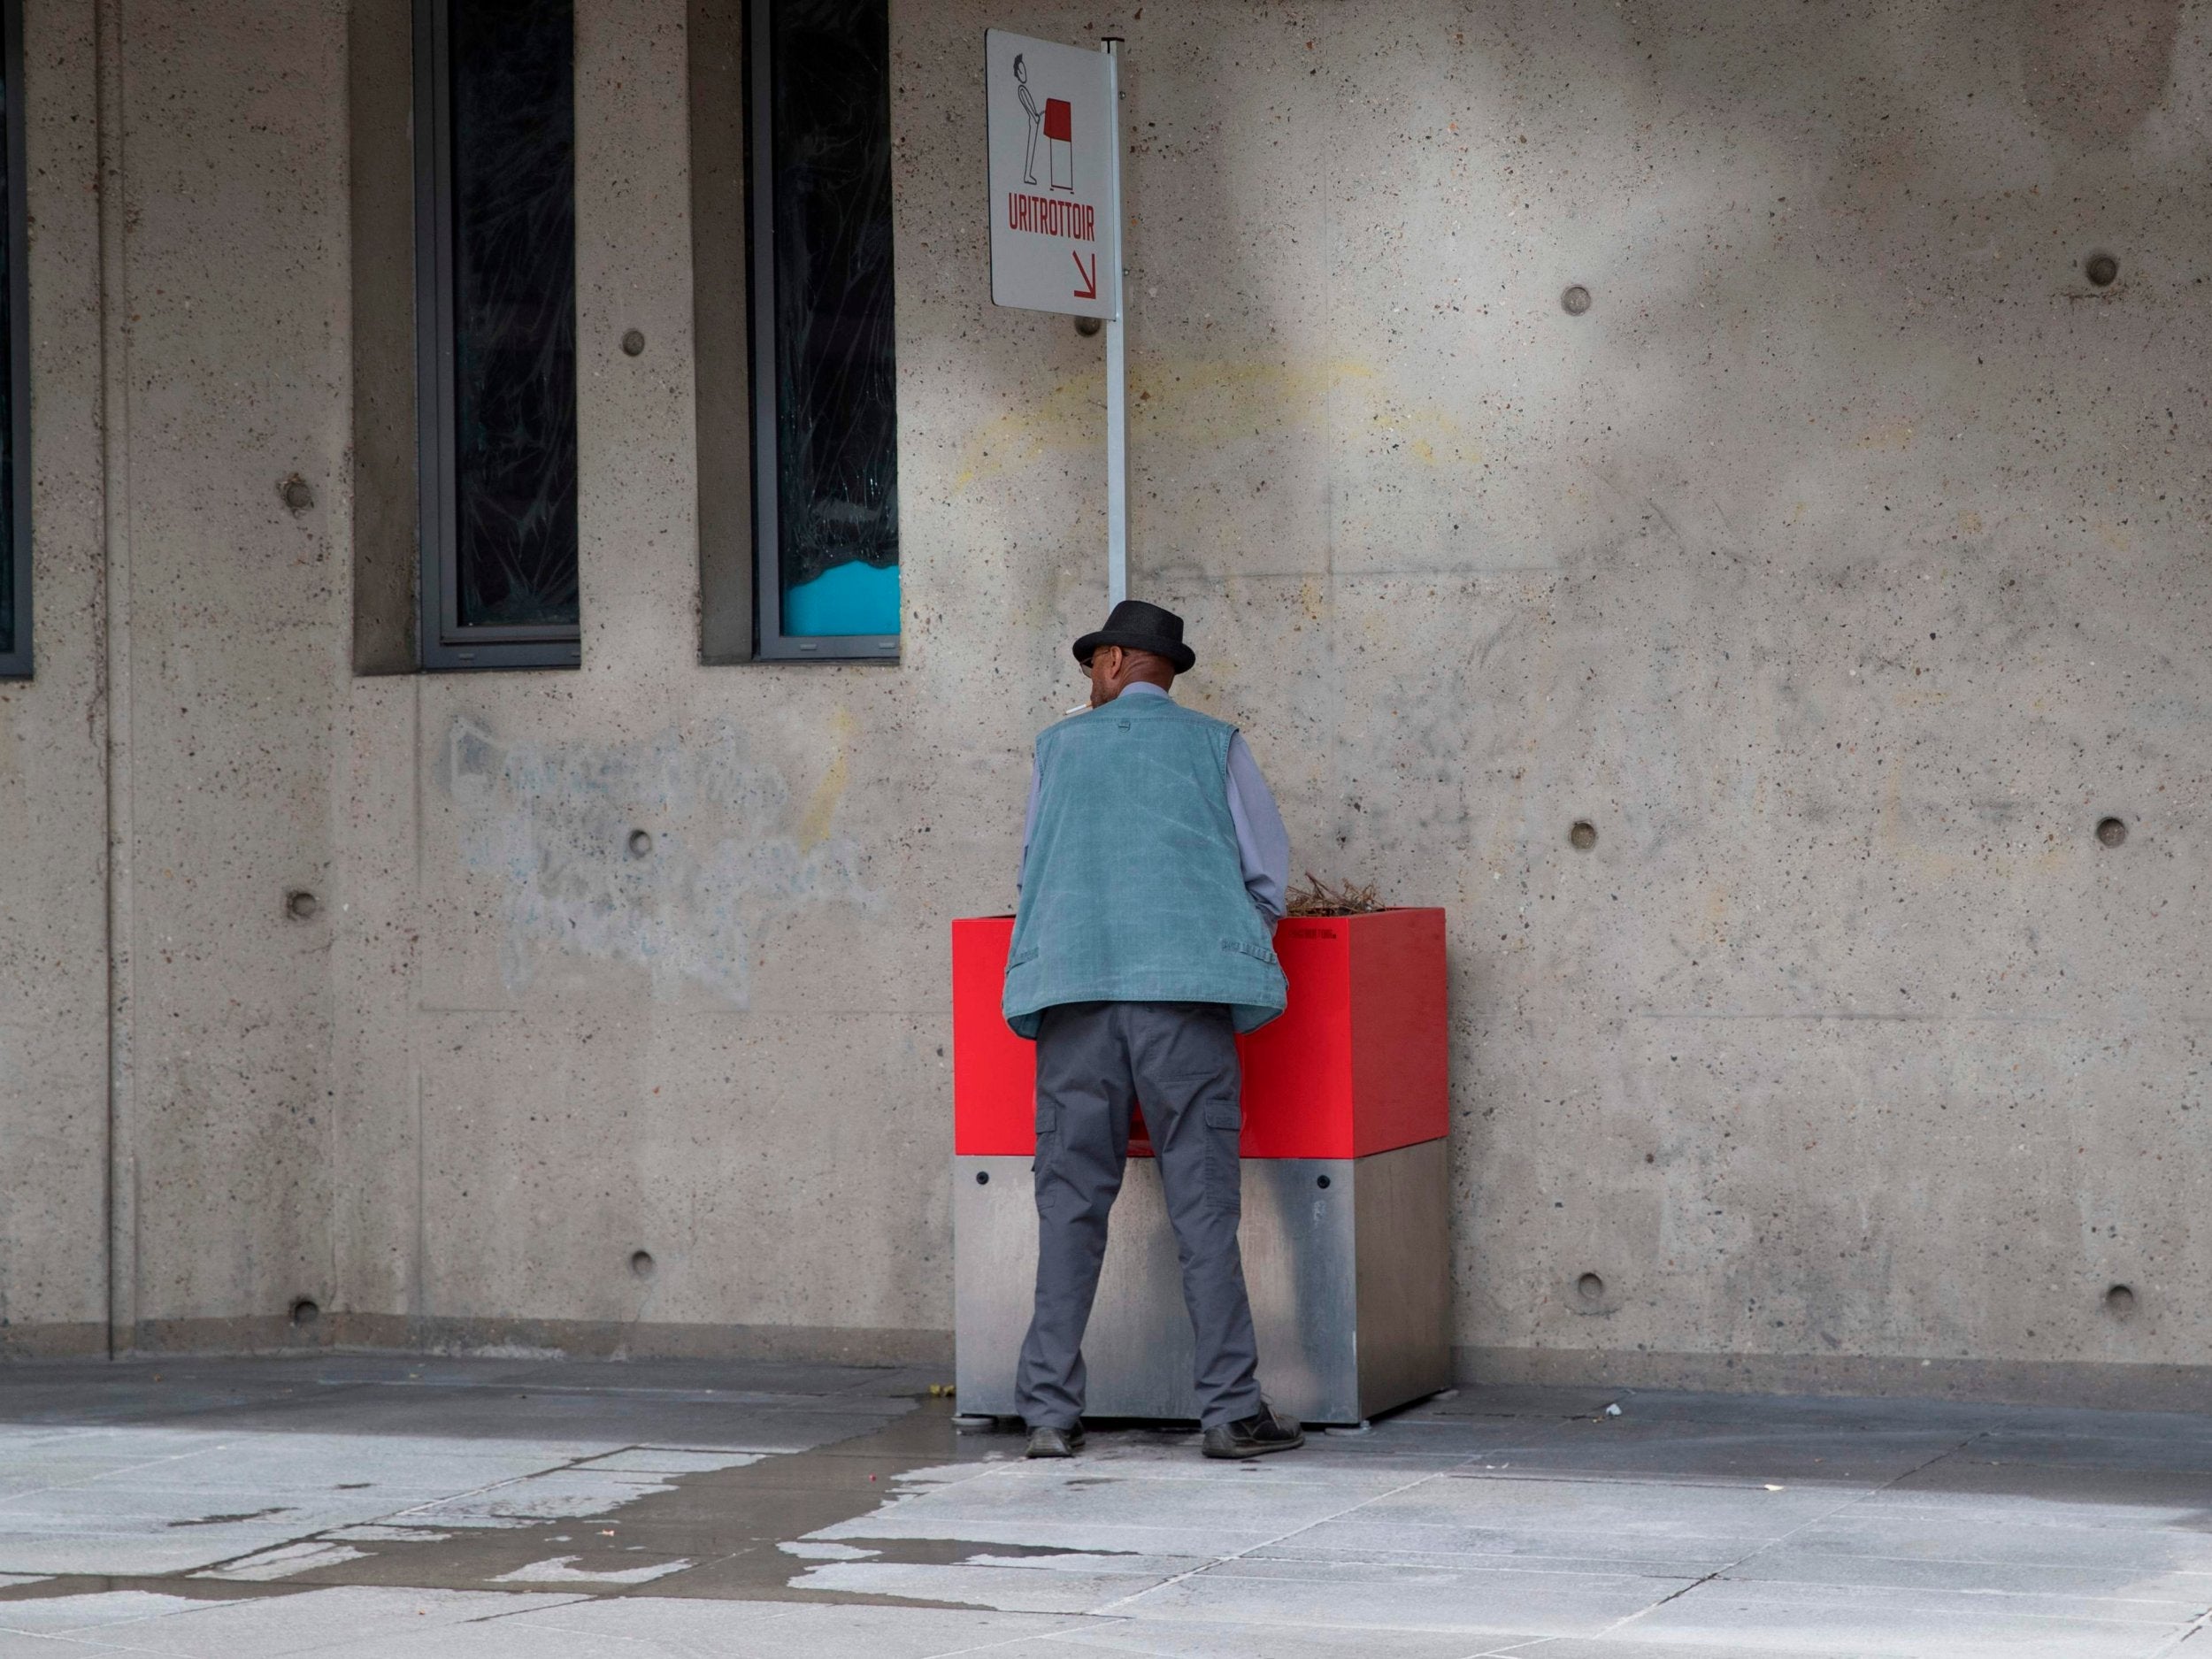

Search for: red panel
xmin=951 ymin=917 xmax=1033 ymax=1155
xmin=1348 ymin=908 xmax=1452 ymax=1156
xmin=1237 ymin=921 xmax=1355 ymax=1157
xmin=951 ymin=910 xmax=1448 ymax=1160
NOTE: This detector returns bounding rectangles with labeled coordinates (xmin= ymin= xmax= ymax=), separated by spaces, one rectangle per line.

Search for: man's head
xmin=1084 ymin=643 xmax=1175 ymax=707
xmin=1071 ymin=600 xmax=1195 ymax=707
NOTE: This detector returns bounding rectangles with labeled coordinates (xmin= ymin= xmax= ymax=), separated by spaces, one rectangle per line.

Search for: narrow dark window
xmin=0 ymin=0 xmax=27 ymax=681
xmin=414 ymin=0 xmax=580 ymax=670
xmin=749 ymin=0 xmax=899 ymax=660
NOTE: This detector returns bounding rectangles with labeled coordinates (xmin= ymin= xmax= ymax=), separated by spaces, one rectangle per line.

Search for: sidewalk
xmin=0 ymin=1356 xmax=2201 ymax=1655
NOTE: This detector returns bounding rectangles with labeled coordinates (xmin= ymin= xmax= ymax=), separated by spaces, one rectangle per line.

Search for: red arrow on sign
xmin=1071 ymin=251 xmax=1098 ymax=301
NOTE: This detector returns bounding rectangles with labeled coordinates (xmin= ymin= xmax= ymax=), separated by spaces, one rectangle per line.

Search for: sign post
xmin=986 ymin=29 xmax=1127 ymax=606
xmin=1100 ymin=40 xmax=1125 ymax=607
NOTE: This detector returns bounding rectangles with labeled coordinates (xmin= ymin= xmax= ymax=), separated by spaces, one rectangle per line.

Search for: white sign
xmin=986 ymin=29 xmax=1120 ymax=319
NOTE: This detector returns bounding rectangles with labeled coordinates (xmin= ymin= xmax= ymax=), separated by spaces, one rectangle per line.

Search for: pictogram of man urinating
xmin=1013 ymin=53 xmax=1077 ymax=194
xmin=1016 ymin=54 xmax=1042 ymax=184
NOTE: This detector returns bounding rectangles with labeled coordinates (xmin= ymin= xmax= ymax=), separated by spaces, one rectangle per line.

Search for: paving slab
xmin=979 ymin=1624 xmax=1506 ymax=1658
xmin=1248 ymin=1421 xmax=1565 ymax=1471
xmin=1248 ymin=1467 xmax=1854 ymax=1575
xmin=509 ymin=1594 xmax=1076 ymax=1655
xmin=57 ymin=1586 xmax=582 ymax=1656
xmin=1479 ymin=1419 xmax=1970 ymax=1486
xmin=1105 ymin=1553 xmax=1697 ymax=1637
xmin=1875 ymin=1455 xmax=2212 ymax=1516
xmin=1419 ymin=1384 xmax=1635 ymax=1419
xmin=392 ymin=1467 xmax=701 ymax=1529
xmin=1955 ymin=1427 xmax=2212 ymax=1472
xmin=1619 ymin=1574 xmax=2191 ymax=1658
xmin=0 ymin=1588 xmax=211 ymax=1632
xmin=576 ymin=1448 xmax=770 ymax=1474
xmin=791 ymin=1553 xmax=1201 ymax=1614
xmin=1462 ymin=1641 xmax=1901 ymax=1659
xmin=55 ymin=1432 xmax=580 ymax=1492
xmin=1723 ymin=1540 xmax=2212 ymax=1606
xmin=1744 ymin=1505 xmax=2212 ymax=1577
xmin=0 ymin=1524 xmax=329 ymax=1578
xmin=810 ymin=1459 xmax=1430 ymax=1558
xmin=171 ymin=1386 xmax=899 ymax=1453
xmin=0 ymin=1639 xmax=122 ymax=1658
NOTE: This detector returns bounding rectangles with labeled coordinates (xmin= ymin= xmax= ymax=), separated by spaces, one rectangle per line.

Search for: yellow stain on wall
xmin=799 ymin=708 xmax=856 ymax=851
xmin=1878 ymin=760 xmax=1961 ymax=881
xmin=951 ymin=358 xmax=1475 ymax=491
xmin=1853 ymin=421 xmax=1916 ymax=450
xmin=1878 ymin=757 xmax=2069 ymax=880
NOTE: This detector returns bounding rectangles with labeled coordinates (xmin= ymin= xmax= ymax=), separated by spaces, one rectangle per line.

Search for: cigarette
xmin=1065 ymin=703 xmax=1089 ymax=715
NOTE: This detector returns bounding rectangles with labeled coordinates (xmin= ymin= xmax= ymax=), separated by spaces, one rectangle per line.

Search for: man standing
xmin=1004 ymin=600 xmax=1305 ymax=1462
xmin=1014 ymin=52 xmax=1042 ymax=186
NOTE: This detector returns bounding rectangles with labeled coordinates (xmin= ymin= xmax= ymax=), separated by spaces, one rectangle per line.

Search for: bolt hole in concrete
xmin=975 ymin=1170 xmax=989 ymax=1185
xmin=1577 ymin=1272 xmax=1606 ymax=1303
xmin=2106 ymin=1283 xmax=2137 ymax=1317
xmin=1561 ymin=284 xmax=1592 ymax=315
xmin=2085 ymin=252 xmax=2119 ymax=288
xmin=621 ymin=327 xmax=646 ymax=356
xmin=289 ymin=1298 xmax=319 ymax=1327
xmin=279 ymin=473 xmax=314 ymax=513
xmin=1073 ymin=314 xmax=1102 ymax=336
xmin=2097 ymin=816 xmax=2128 ymax=847
xmin=627 ymin=829 xmax=653 ymax=857
xmin=284 ymin=890 xmax=319 ymax=921
xmin=630 ymin=1250 xmax=656 ymax=1279
xmin=1569 ymin=820 xmax=1598 ymax=850
xmin=1316 ymin=1174 xmax=1332 ymax=1189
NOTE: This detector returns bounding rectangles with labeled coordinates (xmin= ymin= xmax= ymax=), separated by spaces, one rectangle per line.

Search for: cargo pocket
xmin=1033 ymin=1102 xmax=1058 ymax=1171
xmin=1202 ymin=1097 xmax=1242 ymax=1216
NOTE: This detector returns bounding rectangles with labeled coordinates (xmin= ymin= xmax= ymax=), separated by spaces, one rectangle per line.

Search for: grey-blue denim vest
xmin=1003 ymin=692 xmax=1288 ymax=1039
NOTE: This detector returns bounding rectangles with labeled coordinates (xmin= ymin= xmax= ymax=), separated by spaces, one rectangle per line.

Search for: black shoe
xmin=1025 ymin=1424 xmax=1085 ymax=1458
xmin=1202 ymin=1400 xmax=1304 ymax=1459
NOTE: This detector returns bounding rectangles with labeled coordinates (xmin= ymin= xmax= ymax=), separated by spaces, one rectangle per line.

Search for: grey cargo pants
xmin=1017 ymin=1001 xmax=1263 ymax=1432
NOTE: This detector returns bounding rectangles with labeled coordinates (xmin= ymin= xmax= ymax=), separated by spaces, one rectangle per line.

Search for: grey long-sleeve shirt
xmin=1017 ymin=682 xmax=1292 ymax=922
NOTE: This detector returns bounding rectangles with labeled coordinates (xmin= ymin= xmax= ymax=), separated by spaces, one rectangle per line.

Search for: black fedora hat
xmin=1073 ymin=599 xmax=1196 ymax=673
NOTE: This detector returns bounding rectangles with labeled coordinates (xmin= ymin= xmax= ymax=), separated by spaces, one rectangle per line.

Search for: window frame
xmin=0 ymin=0 xmax=29 ymax=681
xmin=411 ymin=0 xmax=582 ymax=672
xmin=744 ymin=0 xmax=900 ymax=664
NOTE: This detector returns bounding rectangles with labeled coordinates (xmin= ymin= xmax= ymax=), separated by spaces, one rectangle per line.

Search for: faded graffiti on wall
xmin=442 ymin=718 xmax=877 ymax=1004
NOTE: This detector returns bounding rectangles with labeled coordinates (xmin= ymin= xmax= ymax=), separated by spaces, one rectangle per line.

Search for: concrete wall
xmin=2 ymin=0 xmax=2207 ymax=1406
xmin=0 ymin=0 xmax=104 ymax=1359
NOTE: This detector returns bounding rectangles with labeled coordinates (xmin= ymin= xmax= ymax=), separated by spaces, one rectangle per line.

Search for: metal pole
xmin=1102 ymin=38 xmax=1127 ymax=607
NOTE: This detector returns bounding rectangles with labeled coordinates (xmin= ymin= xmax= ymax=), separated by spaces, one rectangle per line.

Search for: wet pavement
xmin=0 ymin=1356 xmax=2202 ymax=1655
